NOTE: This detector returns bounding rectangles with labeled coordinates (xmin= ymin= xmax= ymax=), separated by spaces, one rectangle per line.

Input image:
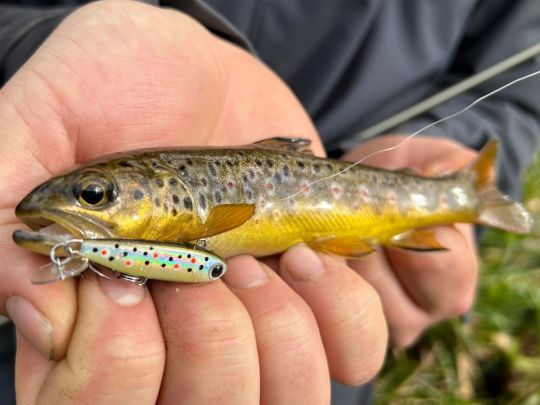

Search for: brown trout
xmin=13 ymin=137 xmax=532 ymax=258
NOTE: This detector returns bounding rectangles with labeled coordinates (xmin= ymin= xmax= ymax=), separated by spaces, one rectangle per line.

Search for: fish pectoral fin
xmin=309 ymin=236 xmax=375 ymax=257
xmin=389 ymin=229 xmax=448 ymax=252
xmin=253 ymin=137 xmax=314 ymax=154
xmin=195 ymin=204 xmax=255 ymax=238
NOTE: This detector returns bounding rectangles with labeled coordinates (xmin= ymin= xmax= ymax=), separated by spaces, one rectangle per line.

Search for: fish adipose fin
xmin=253 ymin=137 xmax=314 ymax=154
xmin=469 ymin=140 xmax=533 ymax=233
xmin=310 ymin=236 xmax=375 ymax=257
xmin=389 ymin=229 xmax=448 ymax=251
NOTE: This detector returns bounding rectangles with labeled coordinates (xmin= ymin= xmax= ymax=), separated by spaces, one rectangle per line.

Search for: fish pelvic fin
xmin=469 ymin=140 xmax=533 ymax=233
xmin=309 ymin=235 xmax=375 ymax=257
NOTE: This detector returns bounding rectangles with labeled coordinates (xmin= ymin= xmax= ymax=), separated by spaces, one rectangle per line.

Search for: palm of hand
xmin=1 ymin=2 xmax=385 ymax=404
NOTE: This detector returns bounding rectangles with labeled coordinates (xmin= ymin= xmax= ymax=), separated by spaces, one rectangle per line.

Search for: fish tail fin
xmin=467 ymin=140 xmax=533 ymax=233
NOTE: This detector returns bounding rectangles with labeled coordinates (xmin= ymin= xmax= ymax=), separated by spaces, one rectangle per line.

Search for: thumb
xmin=16 ymin=274 xmax=165 ymax=404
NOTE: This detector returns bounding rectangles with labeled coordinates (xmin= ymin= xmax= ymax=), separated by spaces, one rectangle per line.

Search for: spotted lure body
xmin=80 ymin=240 xmax=226 ymax=282
xmin=14 ymin=138 xmax=532 ymax=260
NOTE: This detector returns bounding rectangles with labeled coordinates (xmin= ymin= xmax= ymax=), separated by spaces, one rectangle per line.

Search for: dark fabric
xmin=0 ymin=323 xmax=15 ymax=405
xmin=1 ymin=1 xmax=539 ymax=404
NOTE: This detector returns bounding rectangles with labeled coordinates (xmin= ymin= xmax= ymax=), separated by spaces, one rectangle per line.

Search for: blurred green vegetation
xmin=376 ymin=152 xmax=540 ymax=403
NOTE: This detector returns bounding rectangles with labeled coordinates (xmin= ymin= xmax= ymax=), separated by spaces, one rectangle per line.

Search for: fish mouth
xmin=13 ymin=210 xmax=113 ymax=255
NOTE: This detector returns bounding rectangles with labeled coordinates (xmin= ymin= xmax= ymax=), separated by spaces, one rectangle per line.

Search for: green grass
xmin=376 ymin=153 xmax=540 ymax=403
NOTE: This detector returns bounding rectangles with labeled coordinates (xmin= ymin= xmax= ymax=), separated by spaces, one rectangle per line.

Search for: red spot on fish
xmin=331 ymin=183 xmax=343 ymax=199
xmin=125 ymin=260 xmax=132 ymax=267
xmin=101 ymin=249 xmax=108 ymax=256
xmin=300 ymin=181 xmax=310 ymax=193
xmin=359 ymin=187 xmax=370 ymax=201
xmin=153 ymin=253 xmax=159 ymax=259
xmin=265 ymin=182 xmax=274 ymax=191
xmin=200 ymin=178 xmax=208 ymax=187
xmin=226 ymin=181 xmax=234 ymax=189
xmin=191 ymin=258 xmax=196 ymax=264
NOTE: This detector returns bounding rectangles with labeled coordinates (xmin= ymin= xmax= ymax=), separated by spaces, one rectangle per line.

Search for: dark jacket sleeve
xmin=0 ymin=5 xmax=77 ymax=86
xmin=383 ymin=0 xmax=540 ymax=198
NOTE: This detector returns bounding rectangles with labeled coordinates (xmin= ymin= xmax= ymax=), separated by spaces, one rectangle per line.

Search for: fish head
xmin=14 ymin=156 xmax=197 ymax=251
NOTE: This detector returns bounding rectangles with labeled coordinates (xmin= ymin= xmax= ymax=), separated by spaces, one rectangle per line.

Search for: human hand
xmin=0 ymin=1 xmax=387 ymax=403
xmin=342 ymin=135 xmax=478 ymax=348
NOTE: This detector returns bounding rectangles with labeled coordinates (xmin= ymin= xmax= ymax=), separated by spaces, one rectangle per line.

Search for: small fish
xmin=13 ymin=138 xmax=533 ymax=259
xmin=31 ymin=238 xmax=226 ymax=284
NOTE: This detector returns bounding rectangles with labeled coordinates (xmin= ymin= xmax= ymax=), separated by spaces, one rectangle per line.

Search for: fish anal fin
xmin=254 ymin=137 xmax=314 ymax=154
xmin=185 ymin=204 xmax=255 ymax=240
xmin=389 ymin=229 xmax=448 ymax=252
xmin=310 ymin=236 xmax=375 ymax=257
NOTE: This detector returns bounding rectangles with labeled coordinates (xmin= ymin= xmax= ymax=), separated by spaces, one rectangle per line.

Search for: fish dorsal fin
xmin=310 ymin=236 xmax=375 ymax=257
xmin=199 ymin=204 xmax=255 ymax=238
xmin=389 ymin=229 xmax=448 ymax=251
xmin=253 ymin=137 xmax=314 ymax=154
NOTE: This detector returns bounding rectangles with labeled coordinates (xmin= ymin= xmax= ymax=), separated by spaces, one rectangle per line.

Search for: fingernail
xmin=283 ymin=245 xmax=324 ymax=280
xmin=5 ymin=296 xmax=53 ymax=359
xmin=224 ymin=258 xmax=269 ymax=289
xmin=99 ymin=276 xmax=145 ymax=306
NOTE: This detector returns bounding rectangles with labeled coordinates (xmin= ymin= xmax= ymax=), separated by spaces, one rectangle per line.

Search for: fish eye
xmin=74 ymin=173 xmax=117 ymax=208
xmin=210 ymin=264 xmax=225 ymax=279
xmin=80 ymin=184 xmax=105 ymax=205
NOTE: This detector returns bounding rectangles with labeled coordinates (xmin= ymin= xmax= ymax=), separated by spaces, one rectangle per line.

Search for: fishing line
xmin=280 ymin=68 xmax=540 ymax=202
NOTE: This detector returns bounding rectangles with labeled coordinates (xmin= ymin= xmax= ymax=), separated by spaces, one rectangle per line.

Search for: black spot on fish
xmin=326 ymin=163 xmax=332 ymax=171
xmin=178 ymin=164 xmax=186 ymax=172
xmin=313 ymin=164 xmax=321 ymax=173
xmin=199 ymin=194 xmax=206 ymax=210
xmin=226 ymin=160 xmax=233 ymax=167
xmin=154 ymin=197 xmax=161 ymax=208
xmin=172 ymin=194 xmax=179 ymax=204
xmin=242 ymin=174 xmax=248 ymax=182
xmin=266 ymin=159 xmax=274 ymax=168
xmin=274 ymin=172 xmax=282 ymax=184
xmin=255 ymin=159 xmax=262 ymax=166
xmin=183 ymin=197 xmax=193 ymax=210
xmin=118 ymin=160 xmax=133 ymax=168
xmin=133 ymin=190 xmax=143 ymax=200
xmin=200 ymin=177 xmax=208 ymax=187
xmin=186 ymin=159 xmax=193 ymax=166
xmin=155 ymin=178 xmax=164 ymax=187
xmin=214 ymin=191 xmax=222 ymax=203
xmin=169 ymin=178 xmax=178 ymax=186
xmin=246 ymin=190 xmax=253 ymax=200
xmin=172 ymin=208 xmax=178 ymax=216
xmin=208 ymin=162 xmax=217 ymax=177
xmin=282 ymin=166 xmax=290 ymax=177
xmin=297 ymin=161 xmax=305 ymax=169
xmin=248 ymin=169 xmax=255 ymax=179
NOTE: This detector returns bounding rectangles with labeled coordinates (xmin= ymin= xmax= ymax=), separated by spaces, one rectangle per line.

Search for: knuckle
xmin=169 ymin=299 xmax=254 ymax=357
xmin=254 ymin=299 xmax=318 ymax=352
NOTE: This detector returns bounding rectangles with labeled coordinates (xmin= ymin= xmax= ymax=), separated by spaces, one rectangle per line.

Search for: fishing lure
xmin=32 ymin=239 xmax=227 ymax=285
